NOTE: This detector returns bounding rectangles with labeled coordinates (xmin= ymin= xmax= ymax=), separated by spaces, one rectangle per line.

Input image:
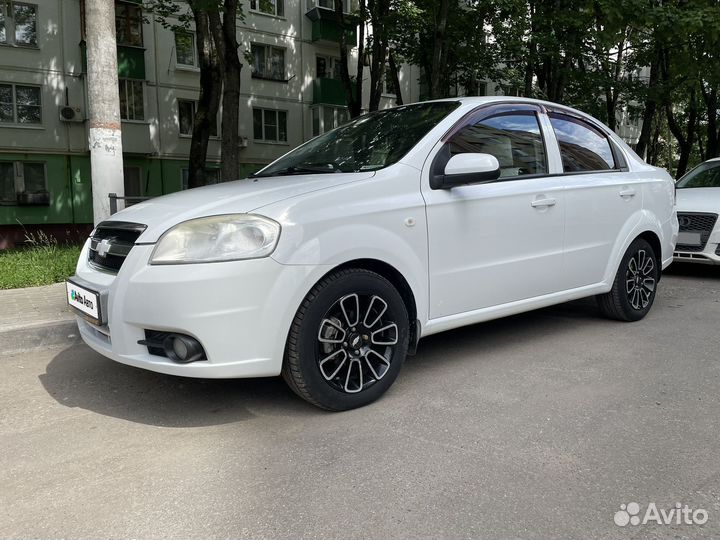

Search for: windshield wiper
xmin=253 ymin=163 xmax=341 ymax=178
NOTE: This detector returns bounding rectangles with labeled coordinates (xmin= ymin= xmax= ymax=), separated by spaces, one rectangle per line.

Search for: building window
xmin=253 ymin=108 xmax=287 ymax=142
xmin=0 ymin=83 xmax=41 ymax=124
xmin=118 ymin=79 xmax=144 ymax=120
xmin=316 ymin=0 xmax=355 ymax=12
xmin=249 ymin=0 xmax=284 ymax=17
xmin=311 ymin=105 xmax=348 ymax=137
xmin=178 ymin=99 xmax=218 ymax=137
xmin=115 ymin=1 xmax=142 ymax=47
xmin=0 ymin=2 xmax=38 ymax=47
xmin=0 ymin=160 xmax=47 ymax=204
xmin=174 ymin=32 xmax=196 ymax=67
xmin=316 ymin=55 xmax=341 ymax=79
xmin=181 ymin=167 xmax=220 ymax=190
xmin=123 ymin=166 xmax=142 ymax=201
xmin=251 ymin=44 xmax=286 ymax=81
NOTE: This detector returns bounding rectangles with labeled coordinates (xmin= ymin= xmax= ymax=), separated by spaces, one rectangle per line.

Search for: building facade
xmin=0 ymin=0 xmax=425 ymax=246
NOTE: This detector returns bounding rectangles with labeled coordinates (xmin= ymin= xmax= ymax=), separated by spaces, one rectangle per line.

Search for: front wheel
xmin=597 ymin=238 xmax=659 ymax=322
xmin=282 ymin=268 xmax=409 ymax=411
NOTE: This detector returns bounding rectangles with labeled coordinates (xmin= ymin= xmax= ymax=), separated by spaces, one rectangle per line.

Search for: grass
xmin=0 ymin=231 xmax=82 ymax=289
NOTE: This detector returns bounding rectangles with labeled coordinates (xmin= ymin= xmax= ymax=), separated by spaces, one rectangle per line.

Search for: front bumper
xmin=73 ymin=239 xmax=327 ymax=378
xmin=673 ymin=229 xmax=720 ymax=265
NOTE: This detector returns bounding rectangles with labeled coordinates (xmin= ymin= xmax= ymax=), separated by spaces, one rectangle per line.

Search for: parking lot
xmin=1 ymin=263 xmax=718 ymax=539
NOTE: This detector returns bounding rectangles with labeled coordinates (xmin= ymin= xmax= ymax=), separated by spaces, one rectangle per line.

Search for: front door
xmin=422 ymin=104 xmax=566 ymax=319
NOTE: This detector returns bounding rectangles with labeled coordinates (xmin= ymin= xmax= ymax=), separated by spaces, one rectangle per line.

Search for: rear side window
xmin=448 ymin=111 xmax=547 ymax=178
xmin=549 ymin=113 xmax=615 ymax=172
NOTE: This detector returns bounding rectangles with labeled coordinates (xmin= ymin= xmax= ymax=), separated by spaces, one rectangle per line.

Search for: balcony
xmin=305 ymin=7 xmax=358 ymax=46
xmin=121 ymin=122 xmax=153 ymax=154
xmin=312 ymin=77 xmax=349 ymax=106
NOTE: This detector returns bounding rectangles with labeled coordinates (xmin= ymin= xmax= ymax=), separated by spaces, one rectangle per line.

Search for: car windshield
xmin=253 ymin=101 xmax=460 ymax=177
xmin=676 ymin=161 xmax=720 ymax=188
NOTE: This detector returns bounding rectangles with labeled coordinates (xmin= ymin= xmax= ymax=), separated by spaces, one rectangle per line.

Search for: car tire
xmin=282 ymin=268 xmax=409 ymax=411
xmin=597 ymin=237 xmax=659 ymax=322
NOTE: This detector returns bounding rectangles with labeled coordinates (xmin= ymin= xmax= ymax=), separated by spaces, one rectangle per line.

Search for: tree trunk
xmin=635 ymin=51 xmax=660 ymax=160
xmin=429 ymin=0 xmax=450 ymax=99
xmin=336 ymin=0 xmax=364 ymax=117
xmin=85 ymin=0 xmax=124 ymax=223
xmin=188 ymin=5 xmax=221 ymax=188
xmin=388 ymin=49 xmax=403 ymax=105
xmin=368 ymin=0 xmax=389 ymax=111
xmin=701 ymin=84 xmax=719 ymax=159
xmin=665 ymin=87 xmax=698 ymax=178
xmin=212 ymin=0 xmax=242 ymax=181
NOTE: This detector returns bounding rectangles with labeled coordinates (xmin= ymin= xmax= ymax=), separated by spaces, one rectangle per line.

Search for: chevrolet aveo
xmin=68 ymin=97 xmax=678 ymax=411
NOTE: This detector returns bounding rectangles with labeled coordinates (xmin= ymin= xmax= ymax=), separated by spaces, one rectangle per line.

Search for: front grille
xmin=87 ymin=221 xmax=146 ymax=273
xmin=676 ymin=212 xmax=718 ymax=252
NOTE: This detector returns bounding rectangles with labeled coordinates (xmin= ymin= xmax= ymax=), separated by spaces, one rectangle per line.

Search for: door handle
xmin=619 ymin=188 xmax=636 ymax=198
xmin=531 ymin=198 xmax=557 ymax=208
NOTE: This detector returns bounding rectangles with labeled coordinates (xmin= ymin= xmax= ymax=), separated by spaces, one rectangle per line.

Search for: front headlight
xmin=150 ymin=214 xmax=281 ymax=264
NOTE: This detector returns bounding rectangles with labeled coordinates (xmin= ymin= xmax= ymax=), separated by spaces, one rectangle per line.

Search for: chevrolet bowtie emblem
xmin=96 ymin=238 xmax=112 ymax=257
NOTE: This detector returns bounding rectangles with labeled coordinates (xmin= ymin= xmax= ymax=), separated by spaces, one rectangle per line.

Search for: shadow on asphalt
xmin=39 ymin=347 xmax=322 ymax=428
xmin=663 ymin=261 xmax=720 ymax=279
xmin=39 ymin=265 xmax=715 ymax=427
xmin=40 ymin=298 xmax=603 ymax=427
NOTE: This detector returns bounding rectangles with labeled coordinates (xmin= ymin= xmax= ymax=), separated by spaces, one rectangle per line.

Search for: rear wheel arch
xmin=636 ymin=230 xmax=662 ymax=281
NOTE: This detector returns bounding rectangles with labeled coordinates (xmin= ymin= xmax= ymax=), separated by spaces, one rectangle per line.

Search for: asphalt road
xmin=1 ymin=264 xmax=719 ymax=539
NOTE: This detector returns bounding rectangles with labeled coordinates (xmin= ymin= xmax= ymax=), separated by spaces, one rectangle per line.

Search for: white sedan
xmin=67 ymin=97 xmax=678 ymax=410
xmin=674 ymin=158 xmax=720 ymax=264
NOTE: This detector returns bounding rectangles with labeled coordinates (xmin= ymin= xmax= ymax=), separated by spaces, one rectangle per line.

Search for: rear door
xmin=548 ymin=111 xmax=643 ymax=288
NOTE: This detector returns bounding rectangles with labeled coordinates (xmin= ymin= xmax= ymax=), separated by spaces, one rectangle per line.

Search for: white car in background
xmin=674 ymin=158 xmax=720 ymax=264
xmin=67 ymin=97 xmax=677 ymax=411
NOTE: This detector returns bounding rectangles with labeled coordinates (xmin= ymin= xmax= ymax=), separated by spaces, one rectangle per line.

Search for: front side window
xmin=0 ymin=83 xmax=41 ymax=124
xmin=447 ymin=109 xmax=547 ymax=177
xmin=178 ymin=99 xmax=218 ymax=137
xmin=251 ymin=44 xmax=286 ymax=81
xmin=174 ymin=32 xmax=196 ymax=67
xmin=676 ymin=161 xmax=720 ymax=188
xmin=118 ymin=79 xmax=144 ymax=120
xmin=549 ymin=112 xmax=615 ymax=172
xmin=115 ymin=1 xmax=142 ymax=46
xmin=253 ymin=108 xmax=287 ymax=142
xmin=250 ymin=0 xmax=284 ymax=17
xmin=255 ymin=101 xmax=459 ymax=177
xmin=0 ymin=160 xmax=47 ymax=203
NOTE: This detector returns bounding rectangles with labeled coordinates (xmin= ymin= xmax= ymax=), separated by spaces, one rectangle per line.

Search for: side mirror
xmin=438 ymin=153 xmax=501 ymax=188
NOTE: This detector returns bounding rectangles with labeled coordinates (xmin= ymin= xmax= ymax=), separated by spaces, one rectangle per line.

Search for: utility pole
xmin=85 ymin=0 xmax=124 ymax=225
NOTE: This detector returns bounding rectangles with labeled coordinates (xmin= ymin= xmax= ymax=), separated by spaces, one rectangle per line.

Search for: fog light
xmin=162 ymin=334 xmax=205 ymax=363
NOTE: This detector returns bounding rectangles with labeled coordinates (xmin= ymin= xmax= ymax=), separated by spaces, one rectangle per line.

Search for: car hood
xmin=676 ymin=187 xmax=720 ymax=214
xmin=110 ymin=172 xmax=375 ymax=243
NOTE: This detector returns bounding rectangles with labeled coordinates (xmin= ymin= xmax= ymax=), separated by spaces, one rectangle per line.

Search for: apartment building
xmin=0 ymin=0 xmax=423 ymax=246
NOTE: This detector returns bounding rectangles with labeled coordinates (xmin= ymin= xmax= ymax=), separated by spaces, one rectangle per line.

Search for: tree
xmin=145 ymin=0 xmax=245 ymax=187
xmin=335 ymin=0 xmax=366 ymax=118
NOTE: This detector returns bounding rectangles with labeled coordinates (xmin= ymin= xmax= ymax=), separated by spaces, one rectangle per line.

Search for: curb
xmin=1 ymin=319 xmax=81 ymax=355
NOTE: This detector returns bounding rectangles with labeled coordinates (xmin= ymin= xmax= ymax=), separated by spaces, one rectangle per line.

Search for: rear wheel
xmin=282 ymin=268 xmax=409 ymax=411
xmin=597 ymin=238 xmax=659 ymax=322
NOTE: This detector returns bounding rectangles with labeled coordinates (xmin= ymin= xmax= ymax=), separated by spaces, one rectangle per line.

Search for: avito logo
xmin=614 ymin=502 xmax=708 ymax=527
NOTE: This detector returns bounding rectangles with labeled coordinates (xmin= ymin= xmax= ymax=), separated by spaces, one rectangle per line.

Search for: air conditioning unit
xmin=59 ymin=105 xmax=84 ymax=123
xmin=239 ymin=136 xmax=248 ymax=148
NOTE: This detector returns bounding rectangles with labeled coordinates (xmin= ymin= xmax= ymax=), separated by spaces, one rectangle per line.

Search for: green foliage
xmin=0 ymin=232 xmax=82 ymax=289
